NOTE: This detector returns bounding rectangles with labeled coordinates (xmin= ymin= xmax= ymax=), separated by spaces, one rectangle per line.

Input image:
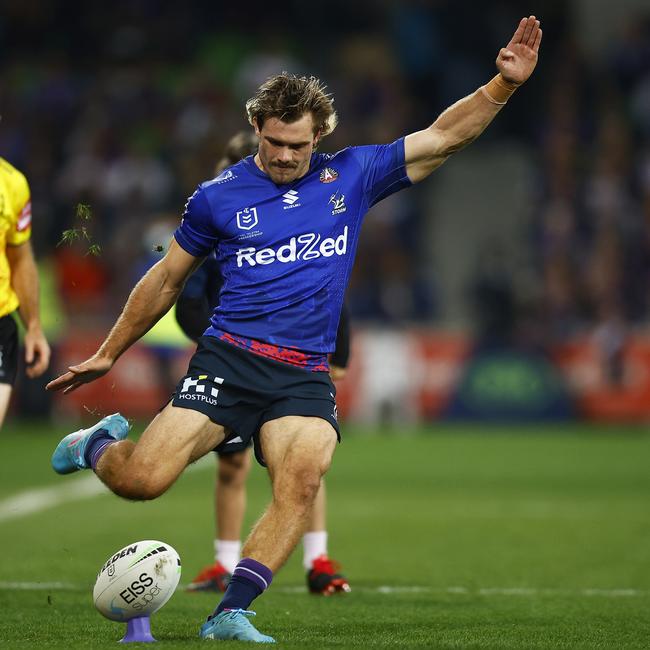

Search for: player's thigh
xmin=260 ymin=416 xmax=337 ymax=481
xmin=129 ymin=402 xmax=227 ymax=475
xmin=0 ymin=383 xmax=12 ymax=427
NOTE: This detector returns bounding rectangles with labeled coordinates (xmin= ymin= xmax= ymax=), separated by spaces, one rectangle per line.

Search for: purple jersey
xmin=174 ymin=138 xmax=411 ymax=354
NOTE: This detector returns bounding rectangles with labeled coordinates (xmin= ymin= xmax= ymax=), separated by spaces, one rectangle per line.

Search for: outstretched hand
xmin=24 ymin=327 xmax=51 ymax=378
xmin=46 ymin=354 xmax=113 ymax=394
xmin=497 ymin=15 xmax=542 ymax=86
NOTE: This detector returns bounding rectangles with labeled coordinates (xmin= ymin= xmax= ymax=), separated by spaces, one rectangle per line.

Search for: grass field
xmin=2 ymin=420 xmax=650 ymax=648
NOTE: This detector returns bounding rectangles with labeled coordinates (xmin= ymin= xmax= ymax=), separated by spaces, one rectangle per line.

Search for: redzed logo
xmin=237 ymin=227 xmax=348 ymax=267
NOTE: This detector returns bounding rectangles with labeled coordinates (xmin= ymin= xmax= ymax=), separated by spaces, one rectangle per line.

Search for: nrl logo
xmin=236 ymin=207 xmax=259 ymax=230
xmin=329 ymin=192 xmax=347 ymax=215
xmin=320 ymin=167 xmax=338 ymax=183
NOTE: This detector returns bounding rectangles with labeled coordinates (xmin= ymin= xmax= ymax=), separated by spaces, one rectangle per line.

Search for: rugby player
xmin=48 ymin=16 xmax=541 ymax=643
xmin=179 ymin=132 xmax=351 ymax=596
xmin=0 ymin=156 xmax=50 ymax=426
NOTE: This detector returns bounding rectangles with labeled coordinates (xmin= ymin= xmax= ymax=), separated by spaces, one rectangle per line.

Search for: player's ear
xmin=313 ymin=130 xmax=321 ymax=147
xmin=252 ymin=119 xmax=261 ymax=138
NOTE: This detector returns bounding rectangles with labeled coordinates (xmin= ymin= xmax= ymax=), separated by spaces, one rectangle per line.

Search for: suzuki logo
xmin=236 ymin=207 xmax=259 ymax=230
xmin=282 ymin=190 xmax=299 ymax=205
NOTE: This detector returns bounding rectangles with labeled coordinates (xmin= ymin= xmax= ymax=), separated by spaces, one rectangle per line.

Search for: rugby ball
xmin=93 ymin=540 xmax=181 ymax=621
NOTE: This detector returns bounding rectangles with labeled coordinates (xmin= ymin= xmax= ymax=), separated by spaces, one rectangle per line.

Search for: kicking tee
xmin=174 ymin=138 xmax=411 ymax=362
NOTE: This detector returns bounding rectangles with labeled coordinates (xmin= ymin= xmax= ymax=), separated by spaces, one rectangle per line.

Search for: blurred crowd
xmin=1 ymin=1 xmax=648 ymax=348
xmin=530 ymin=13 xmax=650 ymax=349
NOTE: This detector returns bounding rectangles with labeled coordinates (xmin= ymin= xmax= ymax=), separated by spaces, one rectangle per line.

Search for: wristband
xmin=481 ymin=74 xmax=519 ymax=105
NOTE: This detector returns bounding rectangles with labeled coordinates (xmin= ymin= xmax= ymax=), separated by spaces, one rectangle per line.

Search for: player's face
xmin=254 ymin=113 xmax=320 ymax=185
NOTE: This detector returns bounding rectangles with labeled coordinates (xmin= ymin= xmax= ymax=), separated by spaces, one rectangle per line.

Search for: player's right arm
xmin=46 ymin=238 xmax=203 ymax=393
xmin=404 ymin=15 xmax=542 ymax=184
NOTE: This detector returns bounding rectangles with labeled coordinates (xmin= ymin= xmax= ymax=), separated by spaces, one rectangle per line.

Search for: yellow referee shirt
xmin=0 ymin=158 xmax=32 ymax=318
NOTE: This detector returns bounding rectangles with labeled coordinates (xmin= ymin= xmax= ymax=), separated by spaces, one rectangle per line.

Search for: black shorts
xmin=171 ymin=336 xmax=340 ymax=466
xmin=0 ymin=314 xmax=18 ymax=386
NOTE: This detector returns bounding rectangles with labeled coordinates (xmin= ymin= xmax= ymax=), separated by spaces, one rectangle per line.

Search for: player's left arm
xmin=404 ymin=16 xmax=542 ymax=184
xmin=6 ymin=241 xmax=51 ymax=378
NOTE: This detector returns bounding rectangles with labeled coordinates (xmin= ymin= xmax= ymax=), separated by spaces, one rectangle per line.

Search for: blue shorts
xmin=171 ymin=336 xmax=339 ymax=466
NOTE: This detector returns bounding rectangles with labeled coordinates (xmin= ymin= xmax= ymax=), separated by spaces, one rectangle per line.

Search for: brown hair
xmin=215 ymin=131 xmax=259 ymax=174
xmin=245 ymin=72 xmax=338 ymax=138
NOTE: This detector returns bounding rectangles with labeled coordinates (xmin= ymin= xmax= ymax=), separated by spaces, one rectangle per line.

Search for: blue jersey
xmin=174 ymin=138 xmax=411 ymax=354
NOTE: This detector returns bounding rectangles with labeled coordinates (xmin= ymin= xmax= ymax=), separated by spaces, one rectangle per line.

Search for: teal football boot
xmin=199 ymin=609 xmax=275 ymax=643
xmin=51 ymin=413 xmax=130 ymax=474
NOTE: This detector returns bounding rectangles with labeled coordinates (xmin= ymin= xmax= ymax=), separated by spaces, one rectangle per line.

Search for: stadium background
xmin=3 ymin=2 xmax=650 ymax=648
xmin=3 ymin=0 xmax=650 ymax=424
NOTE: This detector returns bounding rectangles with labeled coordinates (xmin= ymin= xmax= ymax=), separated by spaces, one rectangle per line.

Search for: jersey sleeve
xmin=7 ymin=169 xmax=32 ymax=246
xmin=350 ymin=137 xmax=412 ymax=208
xmin=173 ymin=185 xmax=218 ymax=257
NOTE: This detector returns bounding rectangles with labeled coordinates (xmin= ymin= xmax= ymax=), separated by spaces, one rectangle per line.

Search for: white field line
xmin=0 ymin=454 xmax=213 ymax=524
xmin=277 ymin=585 xmax=650 ymax=597
xmin=0 ymin=582 xmax=648 ymax=599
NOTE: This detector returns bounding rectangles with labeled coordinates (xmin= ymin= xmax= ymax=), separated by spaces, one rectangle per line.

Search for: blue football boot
xmin=51 ymin=413 xmax=130 ymax=474
xmin=199 ymin=609 xmax=275 ymax=643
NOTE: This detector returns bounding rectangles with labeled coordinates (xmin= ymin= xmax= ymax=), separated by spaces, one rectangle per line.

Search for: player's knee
xmin=278 ymin=464 xmax=322 ymax=509
xmin=218 ymin=451 xmax=250 ymax=487
xmin=110 ymin=467 xmax=171 ymax=501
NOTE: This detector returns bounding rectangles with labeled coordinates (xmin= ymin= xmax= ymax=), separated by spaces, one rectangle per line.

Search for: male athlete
xmin=48 ymin=17 xmax=541 ymax=643
xmin=0 ymin=156 xmax=50 ymax=426
xmin=179 ymin=132 xmax=351 ymax=596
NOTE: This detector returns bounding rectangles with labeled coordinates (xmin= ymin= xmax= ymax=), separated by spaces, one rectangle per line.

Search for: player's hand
xmin=329 ymin=364 xmax=347 ymax=382
xmin=497 ymin=15 xmax=542 ymax=86
xmin=24 ymin=326 xmax=51 ymax=379
xmin=46 ymin=353 xmax=114 ymax=394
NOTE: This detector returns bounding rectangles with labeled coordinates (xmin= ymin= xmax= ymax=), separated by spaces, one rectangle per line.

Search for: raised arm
xmin=405 ymin=15 xmax=542 ymax=184
xmin=47 ymin=238 xmax=203 ymax=393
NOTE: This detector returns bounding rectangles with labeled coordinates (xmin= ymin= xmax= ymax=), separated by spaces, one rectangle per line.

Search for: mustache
xmin=272 ymin=161 xmax=298 ymax=169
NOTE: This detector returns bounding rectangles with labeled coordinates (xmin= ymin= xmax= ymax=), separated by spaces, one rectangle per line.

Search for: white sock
xmin=303 ymin=531 xmax=328 ymax=570
xmin=215 ymin=539 xmax=241 ymax=574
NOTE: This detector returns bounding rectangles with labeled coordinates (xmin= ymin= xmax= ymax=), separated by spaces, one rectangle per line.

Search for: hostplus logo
xmin=282 ymin=190 xmax=300 ymax=209
xmin=237 ymin=226 xmax=349 ymax=267
xmin=177 ymin=375 xmax=224 ymax=406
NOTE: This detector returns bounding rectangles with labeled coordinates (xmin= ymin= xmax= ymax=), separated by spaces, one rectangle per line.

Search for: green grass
xmin=1 ymin=421 xmax=650 ymax=648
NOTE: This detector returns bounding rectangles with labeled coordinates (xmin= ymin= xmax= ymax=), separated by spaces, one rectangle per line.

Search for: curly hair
xmin=245 ymin=72 xmax=338 ymax=138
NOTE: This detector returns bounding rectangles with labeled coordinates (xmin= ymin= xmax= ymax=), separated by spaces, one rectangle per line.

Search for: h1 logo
xmin=181 ymin=375 xmax=224 ymax=399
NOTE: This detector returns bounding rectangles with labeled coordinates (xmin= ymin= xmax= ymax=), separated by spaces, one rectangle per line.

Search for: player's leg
xmin=0 ymin=384 xmax=12 ymax=427
xmin=242 ymin=416 xmax=337 ymax=569
xmin=98 ymin=404 xmax=227 ymax=499
xmin=53 ymin=403 xmax=227 ymax=500
xmin=200 ymin=416 xmax=336 ymax=642
xmin=217 ymin=448 xmax=252 ymax=548
xmin=304 ymin=480 xmax=351 ymax=594
xmin=188 ymin=448 xmax=252 ymax=592
xmin=0 ymin=313 xmax=20 ymax=429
